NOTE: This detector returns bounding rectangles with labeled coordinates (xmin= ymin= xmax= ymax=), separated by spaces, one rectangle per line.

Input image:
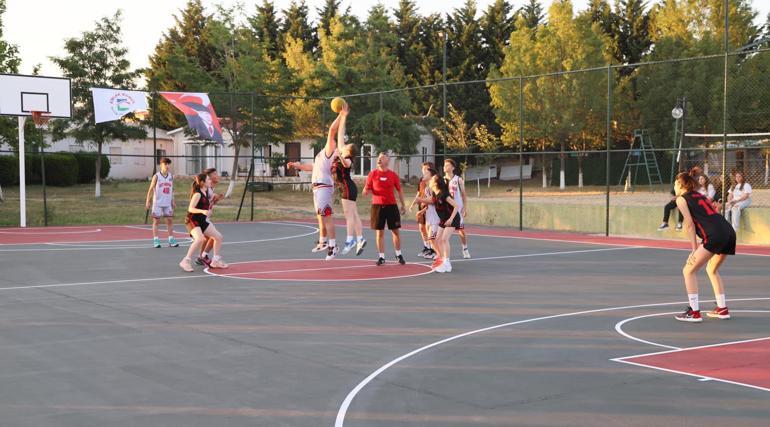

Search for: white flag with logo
xmin=90 ymin=88 xmax=149 ymax=123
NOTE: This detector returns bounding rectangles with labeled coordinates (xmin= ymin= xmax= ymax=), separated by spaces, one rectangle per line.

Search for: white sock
xmin=329 ymin=238 xmax=336 ymax=247
xmin=716 ymin=294 xmax=726 ymax=308
xmin=688 ymin=294 xmax=700 ymax=311
xmin=395 ymin=250 xmax=402 ymax=256
xmin=321 ymin=237 xmax=328 ymax=243
xmin=201 ymin=251 xmax=209 ymax=258
xmin=423 ymin=240 xmax=430 ymax=247
xmin=213 ymin=255 xmax=221 ymax=261
xmin=357 ymin=236 xmax=364 ymax=242
xmin=379 ymin=252 xmax=385 ymax=259
xmin=462 ymin=244 xmax=468 ymax=250
xmin=346 ymin=235 xmax=353 ymax=243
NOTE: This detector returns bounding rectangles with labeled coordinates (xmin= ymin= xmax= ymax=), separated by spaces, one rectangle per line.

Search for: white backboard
xmin=0 ymin=74 xmax=72 ymax=118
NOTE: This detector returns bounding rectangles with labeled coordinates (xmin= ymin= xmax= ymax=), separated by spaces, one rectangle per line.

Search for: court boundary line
xmin=614 ymin=310 xmax=770 ymax=350
xmin=611 ymin=336 xmax=770 ymax=394
xmin=334 ymin=297 xmax=770 ymax=427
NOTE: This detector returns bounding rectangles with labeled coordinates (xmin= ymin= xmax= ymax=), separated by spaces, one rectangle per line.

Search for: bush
xmin=73 ymin=152 xmax=111 ymax=183
xmin=25 ymin=153 xmax=79 ymax=186
xmin=0 ymin=155 xmax=19 ymax=185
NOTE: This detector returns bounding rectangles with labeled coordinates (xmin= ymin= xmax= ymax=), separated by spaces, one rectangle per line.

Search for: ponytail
xmin=676 ymin=171 xmax=698 ymax=193
xmin=190 ymin=173 xmax=207 ymax=197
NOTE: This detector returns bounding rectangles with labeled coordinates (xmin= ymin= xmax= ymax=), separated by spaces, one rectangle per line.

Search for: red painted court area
xmin=206 ymin=259 xmax=432 ymax=281
xmin=0 ymin=226 xmax=187 ymax=245
xmin=619 ymin=338 xmax=770 ymax=392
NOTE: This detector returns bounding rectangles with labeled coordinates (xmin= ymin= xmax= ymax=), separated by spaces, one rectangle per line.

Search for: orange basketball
xmin=331 ymin=97 xmax=346 ymax=113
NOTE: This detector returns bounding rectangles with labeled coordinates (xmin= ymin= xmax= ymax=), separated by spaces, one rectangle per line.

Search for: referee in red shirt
xmin=363 ymin=152 xmax=407 ymax=265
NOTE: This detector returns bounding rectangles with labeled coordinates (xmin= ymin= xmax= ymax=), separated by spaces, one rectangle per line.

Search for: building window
xmin=155 ymin=149 xmax=166 ymax=165
xmin=109 ymin=147 xmax=122 ymax=165
xmin=186 ymin=144 xmax=202 ymax=174
xmin=358 ymin=144 xmax=374 ymax=176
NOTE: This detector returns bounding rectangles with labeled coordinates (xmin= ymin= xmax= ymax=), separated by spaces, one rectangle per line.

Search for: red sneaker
xmin=706 ymin=305 xmax=730 ymax=319
xmin=431 ymin=258 xmax=443 ymax=269
xmin=675 ymin=307 xmax=703 ymax=323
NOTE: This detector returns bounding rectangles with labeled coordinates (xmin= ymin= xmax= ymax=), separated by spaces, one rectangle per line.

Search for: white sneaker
xmin=312 ymin=241 xmax=328 ymax=253
xmin=435 ymin=260 xmax=447 ymax=273
xmin=355 ymin=239 xmax=367 ymax=256
xmin=462 ymin=248 xmax=470 ymax=259
xmin=443 ymin=259 xmax=452 ymax=272
xmin=341 ymin=240 xmax=356 ymax=255
xmin=325 ymin=245 xmax=339 ymax=261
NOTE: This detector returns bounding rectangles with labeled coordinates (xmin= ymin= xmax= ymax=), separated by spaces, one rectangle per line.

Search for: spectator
xmin=698 ymin=174 xmax=716 ymax=200
xmin=658 ymin=166 xmax=702 ymax=232
xmin=710 ymin=176 xmax=725 ymax=213
xmin=725 ymin=172 xmax=752 ymax=230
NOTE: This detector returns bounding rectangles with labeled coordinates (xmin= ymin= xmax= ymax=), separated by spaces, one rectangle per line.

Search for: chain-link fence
xmin=1 ymin=49 xmax=769 ymax=243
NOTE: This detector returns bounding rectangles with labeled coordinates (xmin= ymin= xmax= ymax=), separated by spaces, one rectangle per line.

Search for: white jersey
xmin=153 ymin=172 xmax=174 ymax=207
xmin=311 ymin=149 xmax=337 ymax=186
xmin=424 ymin=186 xmax=440 ymax=225
xmin=447 ymin=175 xmax=464 ymax=211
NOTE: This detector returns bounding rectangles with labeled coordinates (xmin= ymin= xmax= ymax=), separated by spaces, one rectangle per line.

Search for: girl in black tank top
xmin=673 ymin=170 xmax=735 ymax=323
xmin=180 ymin=173 xmax=228 ymax=272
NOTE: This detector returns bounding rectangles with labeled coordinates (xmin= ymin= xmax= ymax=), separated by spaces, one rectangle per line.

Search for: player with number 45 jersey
xmin=146 ymin=157 xmax=179 ymax=248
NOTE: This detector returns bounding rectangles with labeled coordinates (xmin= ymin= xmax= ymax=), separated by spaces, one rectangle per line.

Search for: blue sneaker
xmin=341 ymin=239 xmax=356 ymax=255
xmin=168 ymin=236 xmax=179 ymax=247
xmin=153 ymin=237 xmax=161 ymax=248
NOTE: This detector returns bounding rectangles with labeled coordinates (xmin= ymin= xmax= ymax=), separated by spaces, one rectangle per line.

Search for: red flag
xmin=160 ymin=92 xmax=224 ymax=144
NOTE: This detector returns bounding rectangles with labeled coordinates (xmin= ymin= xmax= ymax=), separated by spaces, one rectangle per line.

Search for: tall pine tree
xmin=250 ymin=0 xmax=282 ymax=60
xmin=281 ymin=0 xmax=315 ymax=54
xmin=520 ymin=0 xmax=545 ymax=30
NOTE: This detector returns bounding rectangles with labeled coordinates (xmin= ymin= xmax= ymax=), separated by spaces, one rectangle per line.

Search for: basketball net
xmin=30 ymin=111 xmax=50 ymax=128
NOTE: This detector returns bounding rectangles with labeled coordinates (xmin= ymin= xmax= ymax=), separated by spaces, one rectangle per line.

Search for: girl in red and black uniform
xmin=332 ymin=141 xmax=366 ymax=256
xmin=429 ymin=175 xmax=460 ymax=273
xmin=180 ymin=173 xmax=228 ymax=272
xmin=674 ymin=169 xmax=736 ymax=322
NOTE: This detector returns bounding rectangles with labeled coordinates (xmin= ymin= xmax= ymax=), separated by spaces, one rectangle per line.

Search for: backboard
xmin=0 ymin=73 xmax=72 ymax=118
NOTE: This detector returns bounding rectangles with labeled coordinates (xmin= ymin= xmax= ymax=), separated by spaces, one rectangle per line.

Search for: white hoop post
xmin=18 ymin=116 xmax=26 ymax=228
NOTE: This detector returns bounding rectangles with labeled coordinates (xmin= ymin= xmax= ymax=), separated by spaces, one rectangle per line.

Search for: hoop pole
xmin=18 ymin=117 xmax=26 ymax=227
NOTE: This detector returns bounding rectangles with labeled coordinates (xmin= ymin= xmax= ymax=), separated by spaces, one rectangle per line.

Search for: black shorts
xmin=371 ymin=204 xmax=401 ymax=230
xmin=340 ymin=179 xmax=358 ymax=202
xmin=439 ymin=214 xmax=462 ymax=230
xmin=185 ymin=215 xmax=209 ymax=235
xmin=703 ymin=229 xmax=737 ymax=255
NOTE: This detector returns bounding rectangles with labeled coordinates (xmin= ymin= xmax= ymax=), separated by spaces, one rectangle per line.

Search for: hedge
xmin=25 ymin=153 xmax=80 ymax=186
xmin=73 ymin=152 xmax=111 ymax=183
xmin=0 ymin=155 xmax=18 ymax=185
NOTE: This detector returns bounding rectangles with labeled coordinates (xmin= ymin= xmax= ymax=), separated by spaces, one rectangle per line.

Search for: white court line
xmin=614 ymin=310 xmax=770 ymax=351
xmin=0 ymin=228 xmax=102 ymax=235
xmin=213 ymin=263 xmax=422 ymax=276
xmin=0 ymin=222 xmax=318 ymax=252
xmin=611 ymin=336 xmax=770 ymax=394
xmin=0 ymin=274 xmax=211 ymax=291
xmin=334 ymin=297 xmax=770 ymax=427
xmin=451 ymin=246 xmax=643 ymax=263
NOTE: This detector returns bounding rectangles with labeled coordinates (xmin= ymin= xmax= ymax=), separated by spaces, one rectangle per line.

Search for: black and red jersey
xmin=681 ymin=191 xmax=733 ymax=245
xmin=332 ymin=156 xmax=353 ymax=183
xmin=186 ymin=189 xmax=210 ymax=227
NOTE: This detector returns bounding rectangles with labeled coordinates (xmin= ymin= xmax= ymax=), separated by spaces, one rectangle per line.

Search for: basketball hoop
xmin=30 ymin=111 xmax=50 ymax=127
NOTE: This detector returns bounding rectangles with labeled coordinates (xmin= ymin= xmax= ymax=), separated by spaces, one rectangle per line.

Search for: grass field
xmin=1 ymin=177 xmax=767 ymax=227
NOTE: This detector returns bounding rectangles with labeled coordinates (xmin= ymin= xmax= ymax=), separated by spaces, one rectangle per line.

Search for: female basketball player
xmin=180 ymin=173 xmax=228 ymax=272
xmin=443 ymin=159 xmax=470 ymax=259
xmin=332 ymin=106 xmax=366 ymax=256
xmin=674 ymin=169 xmax=736 ymax=322
xmin=411 ymin=166 xmax=441 ymax=261
xmin=428 ymin=175 xmax=460 ymax=273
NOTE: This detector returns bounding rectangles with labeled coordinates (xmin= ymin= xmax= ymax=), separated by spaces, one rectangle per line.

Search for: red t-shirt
xmin=365 ymin=169 xmax=401 ymax=205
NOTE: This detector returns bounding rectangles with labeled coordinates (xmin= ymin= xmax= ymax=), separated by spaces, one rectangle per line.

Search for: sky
xmin=4 ymin=0 xmax=770 ymax=76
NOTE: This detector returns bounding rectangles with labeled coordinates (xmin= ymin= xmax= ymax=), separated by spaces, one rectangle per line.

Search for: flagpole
xmin=145 ymin=91 xmax=157 ymax=225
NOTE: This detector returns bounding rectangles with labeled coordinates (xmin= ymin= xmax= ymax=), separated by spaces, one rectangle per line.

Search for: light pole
xmin=439 ymin=30 xmax=448 ymax=158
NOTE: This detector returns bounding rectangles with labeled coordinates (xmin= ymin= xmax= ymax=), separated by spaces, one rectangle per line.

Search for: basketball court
xmin=0 ymin=220 xmax=768 ymax=427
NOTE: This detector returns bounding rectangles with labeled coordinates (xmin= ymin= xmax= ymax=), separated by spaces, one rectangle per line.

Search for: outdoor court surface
xmin=0 ymin=221 xmax=769 ymax=427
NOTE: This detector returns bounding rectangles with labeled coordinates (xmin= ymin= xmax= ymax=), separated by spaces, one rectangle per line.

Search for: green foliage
xmin=250 ymin=0 xmax=282 ymax=60
xmin=24 ymin=153 xmax=79 ymax=186
xmin=0 ymin=154 xmax=18 ymax=185
xmin=73 ymin=152 xmax=111 ymax=183
xmin=281 ymin=0 xmax=315 ymax=54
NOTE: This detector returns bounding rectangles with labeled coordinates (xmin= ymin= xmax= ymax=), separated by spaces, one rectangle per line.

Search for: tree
xmin=250 ymin=0 xmax=282 ymax=60
xmin=51 ymin=11 xmax=146 ymax=198
xmin=394 ymin=0 xmax=424 ymax=87
xmin=481 ymin=0 xmax=517 ymax=72
xmin=281 ymin=0 xmax=315 ymax=54
xmin=490 ymin=1 xmax=609 ymax=188
xmin=0 ymin=0 xmax=20 ymax=201
xmin=520 ymin=0 xmax=545 ymax=30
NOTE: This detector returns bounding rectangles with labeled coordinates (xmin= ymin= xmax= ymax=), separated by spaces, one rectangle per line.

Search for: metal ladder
xmin=618 ymin=129 xmax=663 ymax=189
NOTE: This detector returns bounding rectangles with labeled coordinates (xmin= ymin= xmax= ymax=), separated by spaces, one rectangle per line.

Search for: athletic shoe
xmin=325 ymin=245 xmax=339 ymax=261
xmin=356 ymin=239 xmax=367 ymax=256
xmin=443 ymin=259 xmax=452 ymax=272
xmin=396 ymin=254 xmax=406 ymax=265
xmin=675 ymin=306 xmax=702 ymax=323
xmin=376 ymin=257 xmax=386 ymax=266
xmin=706 ymin=305 xmax=731 ymax=319
xmin=197 ymin=255 xmax=211 ymax=267
xmin=434 ymin=260 xmax=448 ymax=273
xmin=153 ymin=237 xmax=161 ymax=248
xmin=420 ymin=247 xmax=431 ymax=258
xmin=341 ymin=240 xmax=356 ymax=255
xmin=417 ymin=248 xmax=425 ymax=258
xmin=462 ymin=248 xmax=471 ymax=259
xmin=312 ymin=241 xmax=328 ymax=253
xmin=179 ymin=258 xmax=194 ymax=272
xmin=675 ymin=223 xmax=683 ymax=231
xmin=431 ymin=258 xmax=443 ymax=269
xmin=427 ymin=249 xmax=437 ymax=259
xmin=168 ymin=236 xmax=179 ymax=247
xmin=210 ymin=258 xmax=229 ymax=269
xmin=657 ymin=223 xmax=669 ymax=231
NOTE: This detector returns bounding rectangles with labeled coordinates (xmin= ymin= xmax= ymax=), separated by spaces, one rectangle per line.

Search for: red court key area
xmin=620 ymin=338 xmax=770 ymax=392
xmin=206 ymin=259 xmax=432 ymax=281
xmin=0 ymin=225 xmax=187 ymax=245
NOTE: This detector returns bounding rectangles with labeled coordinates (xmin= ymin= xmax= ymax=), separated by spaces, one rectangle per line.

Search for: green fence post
xmin=519 ymin=76 xmax=524 ymax=232
xmin=605 ymin=63 xmax=612 ymax=237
